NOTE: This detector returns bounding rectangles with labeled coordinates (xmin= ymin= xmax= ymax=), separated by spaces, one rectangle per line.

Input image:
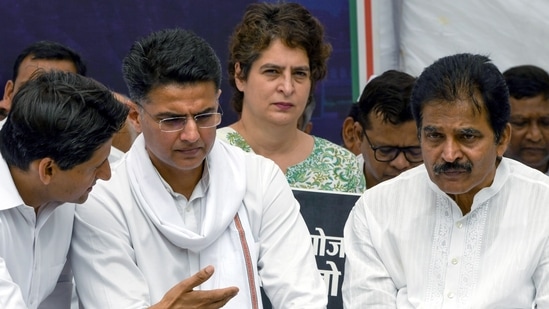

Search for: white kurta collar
xmin=125 ymin=135 xmax=246 ymax=252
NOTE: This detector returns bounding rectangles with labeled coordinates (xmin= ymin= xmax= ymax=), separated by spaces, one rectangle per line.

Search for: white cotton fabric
xmin=71 ymin=136 xmax=326 ymax=308
xmin=126 ymin=134 xmax=246 ymax=253
xmin=108 ymin=146 xmax=125 ymax=164
xmin=0 ymin=153 xmax=74 ymax=309
xmin=343 ymin=158 xmax=549 ymax=308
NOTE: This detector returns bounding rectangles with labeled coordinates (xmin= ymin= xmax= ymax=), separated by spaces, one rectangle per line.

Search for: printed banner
xmin=262 ymin=189 xmax=360 ymax=308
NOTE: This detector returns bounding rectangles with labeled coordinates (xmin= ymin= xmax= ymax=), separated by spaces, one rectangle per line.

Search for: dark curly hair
xmin=227 ymin=2 xmax=332 ymax=114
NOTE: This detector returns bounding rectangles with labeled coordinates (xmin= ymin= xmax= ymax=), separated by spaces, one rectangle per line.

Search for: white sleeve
xmin=342 ymin=197 xmax=397 ymax=308
xmin=533 ymin=234 xmax=549 ymax=307
xmin=70 ymin=191 xmax=151 ymax=309
xmin=252 ymin=158 xmax=328 ymax=308
xmin=0 ymin=257 xmax=28 ymax=309
xmin=37 ymin=261 xmax=73 ymax=309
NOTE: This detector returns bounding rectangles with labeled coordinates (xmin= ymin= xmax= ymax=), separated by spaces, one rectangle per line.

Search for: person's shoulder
xmin=354 ymin=165 xmax=429 ymax=219
xmin=216 ymin=138 xmax=274 ymax=165
xmin=312 ymin=135 xmax=358 ymax=160
xmin=216 ymin=126 xmax=236 ymax=144
xmin=216 ymin=139 xmax=284 ymax=187
xmin=312 ymin=135 xmax=346 ymax=150
xmin=216 ymin=127 xmax=252 ymax=152
xmin=104 ymin=154 xmax=130 ymax=183
xmin=504 ymin=158 xmax=549 ymax=186
xmin=108 ymin=146 xmax=125 ymax=163
xmin=85 ymin=156 xmax=132 ymax=205
xmin=216 ymin=126 xmax=236 ymax=136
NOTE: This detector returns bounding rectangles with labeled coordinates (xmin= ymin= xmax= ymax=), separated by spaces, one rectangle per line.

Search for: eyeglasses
xmin=362 ymin=130 xmax=423 ymax=163
xmin=141 ymin=106 xmax=223 ymax=132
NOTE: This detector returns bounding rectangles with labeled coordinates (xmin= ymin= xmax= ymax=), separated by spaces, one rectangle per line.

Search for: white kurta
xmin=343 ymin=158 xmax=549 ymax=308
xmin=0 ymin=154 xmax=74 ymax=309
xmin=108 ymin=146 xmax=125 ymax=163
xmin=70 ymin=137 xmax=326 ymax=308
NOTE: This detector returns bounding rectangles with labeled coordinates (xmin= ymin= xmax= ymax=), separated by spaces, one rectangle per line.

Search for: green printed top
xmin=217 ymin=127 xmax=366 ymax=193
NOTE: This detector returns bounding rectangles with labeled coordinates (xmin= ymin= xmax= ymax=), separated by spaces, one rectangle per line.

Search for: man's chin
xmin=517 ymin=155 xmax=547 ymax=168
xmin=74 ymin=193 xmax=91 ymax=205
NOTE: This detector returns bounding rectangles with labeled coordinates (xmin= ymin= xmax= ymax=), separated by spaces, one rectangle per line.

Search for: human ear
xmin=234 ymin=63 xmax=245 ymax=91
xmin=496 ymin=123 xmax=512 ymax=157
xmin=128 ymin=103 xmax=142 ymax=134
xmin=1 ymin=80 xmax=15 ymax=117
xmin=3 ymin=80 xmax=14 ymax=101
xmin=303 ymin=122 xmax=313 ymax=134
xmin=341 ymin=117 xmax=362 ymax=156
xmin=37 ymin=158 xmax=56 ymax=185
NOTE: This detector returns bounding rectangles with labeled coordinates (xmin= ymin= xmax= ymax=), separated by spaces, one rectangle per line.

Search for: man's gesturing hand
xmin=150 ymin=265 xmax=239 ymax=309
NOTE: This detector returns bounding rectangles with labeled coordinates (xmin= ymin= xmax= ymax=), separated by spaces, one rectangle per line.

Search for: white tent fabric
xmin=372 ymin=0 xmax=549 ymax=77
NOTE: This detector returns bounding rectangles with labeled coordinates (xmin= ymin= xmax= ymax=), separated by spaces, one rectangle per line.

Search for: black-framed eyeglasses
xmin=141 ymin=106 xmax=223 ymax=133
xmin=363 ymin=130 xmax=423 ymax=163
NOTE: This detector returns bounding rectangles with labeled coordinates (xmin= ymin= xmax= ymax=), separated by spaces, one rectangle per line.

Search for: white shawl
xmin=126 ymin=135 xmax=261 ymax=308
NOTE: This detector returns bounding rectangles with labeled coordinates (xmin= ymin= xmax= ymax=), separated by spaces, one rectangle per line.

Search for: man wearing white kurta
xmin=0 ymin=71 xmax=128 ymax=308
xmin=343 ymin=53 xmax=549 ymax=308
xmin=344 ymin=159 xmax=549 ymax=307
xmin=0 ymin=151 xmax=74 ymax=309
xmin=70 ymin=28 xmax=326 ymax=309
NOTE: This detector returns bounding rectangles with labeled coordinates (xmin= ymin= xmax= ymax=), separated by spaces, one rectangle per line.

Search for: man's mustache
xmin=433 ymin=161 xmax=473 ymax=175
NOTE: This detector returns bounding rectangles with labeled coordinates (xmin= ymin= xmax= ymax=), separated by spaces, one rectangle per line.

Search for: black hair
xmin=227 ymin=2 xmax=331 ymax=114
xmin=410 ymin=53 xmax=510 ymax=142
xmin=122 ymin=28 xmax=221 ymax=106
xmin=0 ymin=71 xmax=128 ymax=170
xmin=356 ymin=70 xmax=416 ymax=130
xmin=503 ymin=65 xmax=549 ymax=100
xmin=12 ymin=40 xmax=87 ymax=81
